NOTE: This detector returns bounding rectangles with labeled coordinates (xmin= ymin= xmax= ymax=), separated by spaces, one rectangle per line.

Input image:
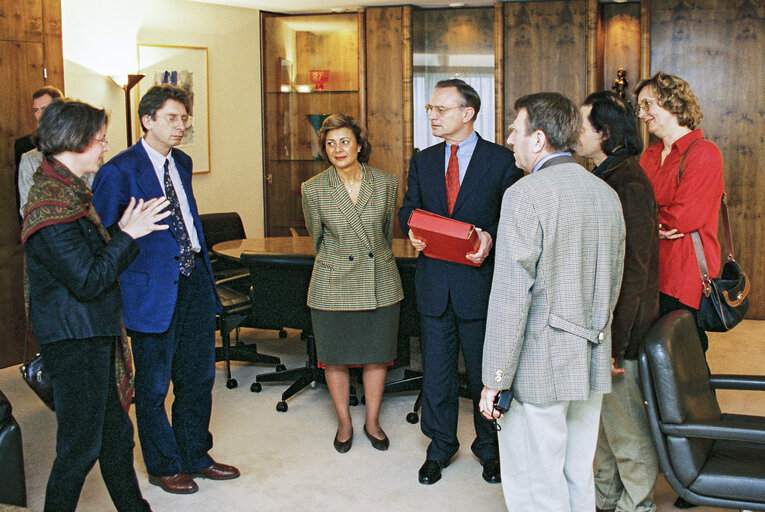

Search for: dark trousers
xmin=129 ymin=255 xmax=216 ymax=476
xmin=41 ymin=337 xmax=150 ymax=512
xmin=419 ymin=298 xmax=498 ymax=463
xmin=659 ymin=293 xmax=709 ymax=352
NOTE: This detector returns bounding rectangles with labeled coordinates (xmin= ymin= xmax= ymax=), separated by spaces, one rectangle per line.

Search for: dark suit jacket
xmin=91 ymin=141 xmax=219 ymax=333
xmin=14 ymin=134 xmax=35 ymax=218
xmin=25 ymin=219 xmax=139 ymax=344
xmin=398 ymin=134 xmax=522 ymax=320
xmin=598 ymin=153 xmax=659 ymax=360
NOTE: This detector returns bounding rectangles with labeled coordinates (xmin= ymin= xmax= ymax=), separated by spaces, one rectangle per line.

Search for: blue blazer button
xmin=348 ymin=255 xmax=354 ymax=261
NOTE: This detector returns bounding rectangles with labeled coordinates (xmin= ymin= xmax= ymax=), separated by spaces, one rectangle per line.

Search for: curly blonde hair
xmin=633 ymin=71 xmax=703 ymax=130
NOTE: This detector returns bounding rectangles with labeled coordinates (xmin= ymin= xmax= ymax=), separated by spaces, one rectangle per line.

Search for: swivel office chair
xmin=639 ymin=310 xmax=765 ymax=511
xmin=199 ymin=212 xmax=282 ymax=389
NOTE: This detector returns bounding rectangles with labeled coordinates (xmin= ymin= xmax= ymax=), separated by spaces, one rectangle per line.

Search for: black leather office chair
xmin=199 ymin=213 xmax=282 ymax=389
xmin=241 ymin=251 xmax=362 ymax=412
xmin=639 ymin=310 xmax=765 ymax=511
xmin=0 ymin=388 xmax=26 ymax=507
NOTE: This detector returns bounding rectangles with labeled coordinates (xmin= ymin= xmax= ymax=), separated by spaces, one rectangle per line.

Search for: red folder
xmin=408 ymin=209 xmax=480 ymax=267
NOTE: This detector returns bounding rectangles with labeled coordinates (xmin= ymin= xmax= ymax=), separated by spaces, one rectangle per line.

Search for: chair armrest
xmin=661 ymin=418 xmax=765 ymax=444
xmin=709 ymin=374 xmax=765 ymax=391
xmin=216 ymin=271 xmax=250 ymax=286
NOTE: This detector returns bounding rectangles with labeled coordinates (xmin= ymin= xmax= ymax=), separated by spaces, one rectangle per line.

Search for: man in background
xmin=16 ymin=86 xmax=63 ymax=217
xmin=480 ymin=92 xmax=625 ymax=511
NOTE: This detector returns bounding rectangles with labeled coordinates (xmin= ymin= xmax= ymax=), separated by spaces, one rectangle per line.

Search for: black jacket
xmin=597 ymin=153 xmax=659 ymax=360
xmin=25 ymin=218 xmax=139 ymax=344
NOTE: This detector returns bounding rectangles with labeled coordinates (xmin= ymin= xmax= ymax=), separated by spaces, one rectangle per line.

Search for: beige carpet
xmin=1 ymin=320 xmax=763 ymax=511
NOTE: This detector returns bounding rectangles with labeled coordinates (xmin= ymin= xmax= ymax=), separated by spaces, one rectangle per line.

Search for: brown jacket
xmin=597 ymin=153 xmax=659 ymax=360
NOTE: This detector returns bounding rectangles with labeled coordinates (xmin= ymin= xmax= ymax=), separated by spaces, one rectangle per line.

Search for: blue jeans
xmin=41 ymin=337 xmax=150 ymax=512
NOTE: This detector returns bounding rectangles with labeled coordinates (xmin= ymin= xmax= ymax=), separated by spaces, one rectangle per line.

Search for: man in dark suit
xmin=14 ymin=86 xmax=62 ymax=218
xmin=92 ymin=84 xmax=239 ymax=495
xmin=399 ymin=79 xmax=523 ymax=485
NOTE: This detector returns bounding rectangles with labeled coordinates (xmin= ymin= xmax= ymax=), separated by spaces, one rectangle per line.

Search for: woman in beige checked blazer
xmin=301 ymin=114 xmax=404 ymax=454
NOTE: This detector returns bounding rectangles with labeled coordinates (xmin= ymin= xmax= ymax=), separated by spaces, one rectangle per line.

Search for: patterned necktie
xmin=163 ymin=159 xmax=194 ymax=276
xmin=445 ymin=144 xmax=460 ymax=215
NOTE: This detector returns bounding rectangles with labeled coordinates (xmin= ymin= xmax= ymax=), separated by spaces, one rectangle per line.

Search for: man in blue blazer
xmin=92 ymin=85 xmax=239 ymax=495
xmin=399 ymin=79 xmax=523 ymax=485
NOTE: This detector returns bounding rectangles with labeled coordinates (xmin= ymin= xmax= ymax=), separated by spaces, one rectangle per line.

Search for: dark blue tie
xmin=164 ymin=159 xmax=194 ymax=276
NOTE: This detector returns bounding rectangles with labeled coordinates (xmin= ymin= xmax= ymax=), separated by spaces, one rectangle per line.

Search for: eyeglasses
xmin=155 ymin=113 xmax=191 ymax=127
xmin=634 ymin=98 xmax=658 ymax=116
xmin=425 ymin=104 xmax=464 ymax=116
xmin=94 ymin=136 xmax=109 ymax=147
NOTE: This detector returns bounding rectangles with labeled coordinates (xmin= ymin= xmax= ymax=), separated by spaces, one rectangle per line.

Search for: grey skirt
xmin=311 ymin=302 xmax=400 ymax=365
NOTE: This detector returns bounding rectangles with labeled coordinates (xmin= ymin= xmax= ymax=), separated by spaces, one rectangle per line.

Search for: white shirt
xmin=140 ymin=138 xmax=201 ymax=252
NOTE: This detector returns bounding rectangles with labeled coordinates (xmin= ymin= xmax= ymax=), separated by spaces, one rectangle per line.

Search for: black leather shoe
xmin=333 ymin=428 xmax=353 ymax=453
xmin=363 ymin=424 xmax=389 ymax=451
xmin=673 ymin=496 xmax=697 ymax=509
xmin=418 ymin=459 xmax=449 ymax=485
xmin=481 ymin=457 xmax=501 ymax=484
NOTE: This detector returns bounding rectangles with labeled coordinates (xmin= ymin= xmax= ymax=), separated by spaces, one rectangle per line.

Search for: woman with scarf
xmin=22 ymin=98 xmax=170 ymax=512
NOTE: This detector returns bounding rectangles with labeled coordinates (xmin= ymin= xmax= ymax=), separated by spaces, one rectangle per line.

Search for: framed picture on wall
xmin=137 ymin=44 xmax=211 ymax=174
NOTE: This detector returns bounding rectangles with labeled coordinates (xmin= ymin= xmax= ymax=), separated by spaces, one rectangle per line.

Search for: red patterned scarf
xmin=22 ymin=157 xmax=135 ymax=413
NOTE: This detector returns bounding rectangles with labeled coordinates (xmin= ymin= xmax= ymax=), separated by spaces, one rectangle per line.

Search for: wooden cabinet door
xmin=0 ymin=40 xmax=45 ymax=368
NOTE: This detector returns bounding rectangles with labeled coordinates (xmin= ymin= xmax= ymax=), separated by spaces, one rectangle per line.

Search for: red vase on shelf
xmin=310 ymin=69 xmax=330 ymax=91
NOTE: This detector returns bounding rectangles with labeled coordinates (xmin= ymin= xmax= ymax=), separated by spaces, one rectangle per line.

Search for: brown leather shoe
xmin=148 ymin=473 xmax=198 ymax=494
xmin=189 ymin=461 xmax=240 ymax=480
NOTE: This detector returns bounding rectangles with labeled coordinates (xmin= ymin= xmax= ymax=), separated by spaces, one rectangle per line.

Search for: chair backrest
xmin=640 ymin=310 xmax=722 ymax=487
xmin=199 ymin=212 xmax=246 ymax=251
xmin=240 ymin=251 xmax=314 ymax=332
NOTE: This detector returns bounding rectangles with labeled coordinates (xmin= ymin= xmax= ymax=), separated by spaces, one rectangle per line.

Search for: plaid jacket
xmin=482 ymin=159 xmax=625 ymax=404
xmin=302 ymin=164 xmax=404 ymax=311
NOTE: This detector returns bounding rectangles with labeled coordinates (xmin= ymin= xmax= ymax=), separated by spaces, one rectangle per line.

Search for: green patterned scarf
xmin=22 ymin=157 xmax=135 ymax=413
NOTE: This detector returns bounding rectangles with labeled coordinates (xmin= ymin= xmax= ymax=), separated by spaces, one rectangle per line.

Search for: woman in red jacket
xmin=634 ymin=72 xmax=723 ymax=355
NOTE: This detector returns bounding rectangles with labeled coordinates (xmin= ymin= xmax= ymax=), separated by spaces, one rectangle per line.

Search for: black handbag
xmin=19 ymin=352 xmax=55 ymax=411
xmin=690 ymin=194 xmax=750 ymax=332
xmin=19 ymin=316 xmax=55 ymax=411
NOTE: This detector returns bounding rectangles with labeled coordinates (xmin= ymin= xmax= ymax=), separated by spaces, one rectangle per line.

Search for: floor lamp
xmin=110 ymin=74 xmax=145 ymax=147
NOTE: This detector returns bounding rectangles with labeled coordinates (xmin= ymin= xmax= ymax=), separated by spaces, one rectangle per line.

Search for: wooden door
xmin=0 ymin=41 xmax=45 ymax=368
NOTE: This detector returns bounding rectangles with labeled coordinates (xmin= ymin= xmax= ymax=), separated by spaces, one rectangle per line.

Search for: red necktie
xmin=446 ymin=144 xmax=460 ymax=215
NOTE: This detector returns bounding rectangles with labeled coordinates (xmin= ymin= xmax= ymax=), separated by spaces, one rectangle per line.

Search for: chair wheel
xmin=276 ymin=364 xmax=287 ymax=372
xmin=226 ymin=378 xmax=238 ymax=389
xmin=349 ymin=396 xmax=359 ymax=407
xmin=279 ymin=329 xmax=288 ymax=338
xmin=276 ymin=401 xmax=288 ymax=412
xmin=406 ymin=412 xmax=419 ymax=424
xmin=250 ymin=382 xmax=262 ymax=393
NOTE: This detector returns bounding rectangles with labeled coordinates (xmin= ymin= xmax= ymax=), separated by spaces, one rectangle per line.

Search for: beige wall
xmin=61 ymin=0 xmax=265 ymax=236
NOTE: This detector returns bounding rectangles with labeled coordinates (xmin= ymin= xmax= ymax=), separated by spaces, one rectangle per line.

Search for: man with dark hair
xmin=92 ymin=84 xmax=239 ymax=495
xmin=16 ymin=86 xmax=64 ymax=216
xmin=479 ymin=92 xmax=625 ymax=511
xmin=399 ymin=79 xmax=522 ymax=485
xmin=579 ymin=91 xmax=659 ymax=512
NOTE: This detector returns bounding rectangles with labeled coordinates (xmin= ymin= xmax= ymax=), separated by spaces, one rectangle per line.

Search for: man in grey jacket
xmin=479 ymin=92 xmax=625 ymax=512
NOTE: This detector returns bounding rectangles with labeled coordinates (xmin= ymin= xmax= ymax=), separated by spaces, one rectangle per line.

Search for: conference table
xmin=212 ymin=236 xmax=421 ymax=374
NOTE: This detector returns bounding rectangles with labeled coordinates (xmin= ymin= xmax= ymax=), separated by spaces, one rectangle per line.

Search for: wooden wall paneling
xmin=402 ymin=6 xmax=413 ymax=174
xmin=503 ymin=0 xmax=588 ymax=130
xmin=42 ymin=0 xmax=63 ymax=87
xmin=495 ymin=2 xmax=505 ymax=142
xmin=365 ymin=6 xmax=407 ymax=237
xmin=357 ymin=9 xmax=367 ymax=123
xmin=0 ymin=0 xmax=43 ymax=43
xmin=586 ymin=0 xmax=602 ymax=95
xmin=651 ymin=0 xmax=765 ymax=318
xmin=0 ymin=41 xmax=45 ymax=368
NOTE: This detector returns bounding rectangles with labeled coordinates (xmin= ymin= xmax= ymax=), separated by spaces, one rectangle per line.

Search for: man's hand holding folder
xmin=407 ymin=209 xmax=492 ymax=267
